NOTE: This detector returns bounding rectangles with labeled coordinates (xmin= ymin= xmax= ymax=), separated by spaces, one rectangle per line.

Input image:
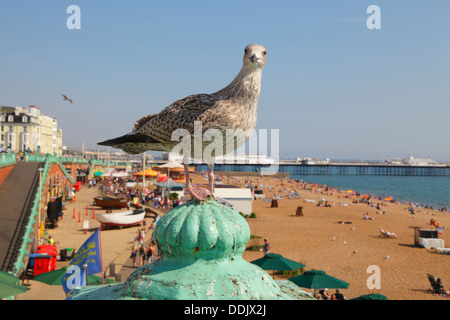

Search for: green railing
xmin=12 ymin=156 xmax=75 ymax=276
xmin=25 ymin=154 xmax=89 ymax=164
xmin=0 ymin=153 xmax=17 ymax=166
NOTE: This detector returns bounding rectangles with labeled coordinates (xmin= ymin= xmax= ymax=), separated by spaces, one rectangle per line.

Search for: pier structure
xmin=193 ymin=161 xmax=450 ymax=176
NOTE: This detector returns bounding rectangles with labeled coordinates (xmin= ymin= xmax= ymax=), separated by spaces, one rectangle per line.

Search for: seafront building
xmin=0 ymin=105 xmax=63 ymax=155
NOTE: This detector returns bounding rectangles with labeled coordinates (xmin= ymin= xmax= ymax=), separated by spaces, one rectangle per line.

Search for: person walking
xmin=262 ymin=238 xmax=270 ymax=256
xmin=147 ymin=241 xmax=156 ymax=264
xmin=130 ymin=242 xmax=138 ymax=267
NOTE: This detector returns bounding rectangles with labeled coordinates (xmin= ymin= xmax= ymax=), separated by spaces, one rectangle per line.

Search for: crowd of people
xmin=130 ymin=215 xmax=161 ymax=268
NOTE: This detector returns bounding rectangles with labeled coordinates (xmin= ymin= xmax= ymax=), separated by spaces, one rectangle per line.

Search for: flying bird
xmin=61 ymin=94 xmax=73 ymax=103
xmin=98 ymin=44 xmax=267 ymax=201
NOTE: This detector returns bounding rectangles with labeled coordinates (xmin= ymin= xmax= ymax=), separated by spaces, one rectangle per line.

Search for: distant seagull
xmin=61 ymin=94 xmax=73 ymax=104
xmin=98 ymin=44 xmax=267 ymax=201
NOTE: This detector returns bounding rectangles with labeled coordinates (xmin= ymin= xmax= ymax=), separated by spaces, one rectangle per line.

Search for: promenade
xmin=16 ymin=184 xmax=163 ymax=300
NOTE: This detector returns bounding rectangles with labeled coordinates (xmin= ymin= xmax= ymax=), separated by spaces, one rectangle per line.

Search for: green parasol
xmin=33 ymin=267 xmax=117 ymax=286
xmin=351 ymin=293 xmax=388 ymax=300
xmin=250 ymin=253 xmax=305 ymax=277
xmin=289 ymin=270 xmax=349 ymax=289
xmin=0 ymin=280 xmax=27 ymax=299
xmin=0 ymin=271 xmax=21 ymax=285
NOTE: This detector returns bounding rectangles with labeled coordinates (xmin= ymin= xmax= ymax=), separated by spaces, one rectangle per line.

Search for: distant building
xmin=390 ymin=154 xmax=441 ymax=166
xmin=0 ymin=105 xmax=63 ymax=155
xmin=300 ymin=157 xmax=332 ymax=165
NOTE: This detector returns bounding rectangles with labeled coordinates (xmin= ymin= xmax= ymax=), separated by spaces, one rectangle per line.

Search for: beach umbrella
xmin=351 ymin=293 xmax=388 ymax=300
xmin=33 ymin=267 xmax=110 ymax=286
xmin=0 ymin=271 xmax=21 ymax=285
xmin=0 ymin=281 xmax=27 ymax=299
xmin=250 ymin=253 xmax=305 ymax=277
xmin=288 ymin=270 xmax=349 ymax=289
xmin=156 ymin=161 xmax=183 ymax=169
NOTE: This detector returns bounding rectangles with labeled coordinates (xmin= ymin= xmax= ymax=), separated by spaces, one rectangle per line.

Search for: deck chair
xmin=434 ymin=248 xmax=450 ymax=255
xmin=379 ymin=227 xmax=397 ymax=239
xmin=427 ymin=274 xmax=439 ymax=293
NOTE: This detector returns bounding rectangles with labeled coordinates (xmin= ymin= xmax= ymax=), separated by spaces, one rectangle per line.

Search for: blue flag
xmin=62 ymin=228 xmax=102 ymax=297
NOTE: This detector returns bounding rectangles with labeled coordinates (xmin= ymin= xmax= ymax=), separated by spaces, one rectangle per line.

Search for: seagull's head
xmin=243 ymin=44 xmax=266 ymax=71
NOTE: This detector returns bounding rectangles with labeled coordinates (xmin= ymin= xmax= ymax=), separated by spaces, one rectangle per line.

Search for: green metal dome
xmin=71 ymin=200 xmax=314 ymax=300
xmin=154 ymin=200 xmax=250 ymax=260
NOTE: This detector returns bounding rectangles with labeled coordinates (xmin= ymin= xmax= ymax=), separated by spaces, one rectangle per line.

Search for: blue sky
xmin=1 ymin=1 xmax=449 ymax=160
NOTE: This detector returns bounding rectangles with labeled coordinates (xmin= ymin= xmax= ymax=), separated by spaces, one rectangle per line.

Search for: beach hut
xmin=214 ymin=188 xmax=253 ymax=216
xmin=413 ymin=227 xmax=444 ymax=249
xmin=153 ymin=178 xmax=186 ymax=200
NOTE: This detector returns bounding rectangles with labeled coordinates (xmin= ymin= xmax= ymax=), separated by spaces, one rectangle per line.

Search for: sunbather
xmin=380 ymin=227 xmax=397 ymax=239
xmin=363 ymin=213 xmax=375 ymax=220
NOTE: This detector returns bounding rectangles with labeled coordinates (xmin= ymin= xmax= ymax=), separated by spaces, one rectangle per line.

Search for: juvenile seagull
xmin=98 ymin=44 xmax=267 ymax=201
xmin=61 ymin=94 xmax=73 ymax=103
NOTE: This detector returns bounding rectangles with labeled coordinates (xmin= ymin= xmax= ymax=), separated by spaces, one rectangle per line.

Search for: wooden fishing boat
xmin=93 ymin=196 xmax=127 ymax=209
xmin=95 ymin=209 xmax=146 ymax=229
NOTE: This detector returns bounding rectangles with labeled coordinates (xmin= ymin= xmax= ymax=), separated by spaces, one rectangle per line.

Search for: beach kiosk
xmin=214 ymin=188 xmax=253 ymax=216
xmin=413 ymin=228 xmax=444 ymax=249
xmin=153 ymin=179 xmax=186 ymax=201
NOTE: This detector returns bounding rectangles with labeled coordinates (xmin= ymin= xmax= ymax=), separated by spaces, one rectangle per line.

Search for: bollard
xmin=73 ymin=208 xmax=76 ymax=219
xmin=78 ymin=211 xmax=81 ymax=223
xmin=110 ymin=263 xmax=115 ymax=277
xmin=86 ymin=205 xmax=89 ymax=216
xmin=92 ymin=208 xmax=95 ymax=219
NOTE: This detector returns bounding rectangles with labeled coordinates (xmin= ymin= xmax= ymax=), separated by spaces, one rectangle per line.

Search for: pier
xmin=193 ymin=162 xmax=450 ymax=176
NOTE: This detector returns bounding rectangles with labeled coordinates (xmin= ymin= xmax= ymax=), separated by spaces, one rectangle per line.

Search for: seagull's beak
xmin=250 ymin=54 xmax=258 ymax=63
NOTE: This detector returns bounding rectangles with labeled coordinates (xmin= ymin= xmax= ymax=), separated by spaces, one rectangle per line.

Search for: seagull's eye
xmin=245 ymin=48 xmax=249 ymax=54
xmin=263 ymin=51 xmax=267 ymax=56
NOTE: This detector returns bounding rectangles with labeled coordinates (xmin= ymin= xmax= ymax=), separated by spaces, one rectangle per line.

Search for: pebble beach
xmin=16 ymin=173 xmax=450 ymax=300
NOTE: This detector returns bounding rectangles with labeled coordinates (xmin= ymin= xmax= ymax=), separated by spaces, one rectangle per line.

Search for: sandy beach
xmin=16 ymin=173 xmax=450 ymax=300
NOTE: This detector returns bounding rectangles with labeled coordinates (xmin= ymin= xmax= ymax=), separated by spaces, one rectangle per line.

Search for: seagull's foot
xmin=187 ymin=186 xmax=213 ymax=202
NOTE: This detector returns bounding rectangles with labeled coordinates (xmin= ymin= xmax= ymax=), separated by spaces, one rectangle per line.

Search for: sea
xmin=290 ymin=174 xmax=450 ymax=209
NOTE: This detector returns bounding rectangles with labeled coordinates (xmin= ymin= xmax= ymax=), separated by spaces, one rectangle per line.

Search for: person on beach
xmin=139 ymin=246 xmax=146 ymax=266
xmin=331 ymin=289 xmax=345 ymax=300
xmin=131 ymin=242 xmax=138 ymax=267
xmin=147 ymin=241 xmax=156 ymax=264
xmin=319 ymin=289 xmax=331 ymax=300
xmin=363 ymin=213 xmax=375 ymax=220
xmin=262 ymin=238 xmax=270 ymax=255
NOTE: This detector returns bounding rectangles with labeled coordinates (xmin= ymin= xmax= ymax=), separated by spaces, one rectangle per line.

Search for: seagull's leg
xmin=183 ymin=154 xmax=211 ymax=201
xmin=207 ymin=164 xmax=215 ymax=195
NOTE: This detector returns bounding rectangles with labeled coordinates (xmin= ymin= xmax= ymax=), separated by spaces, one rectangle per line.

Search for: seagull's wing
xmin=132 ymin=93 xmax=223 ymax=141
xmin=97 ymin=93 xmax=223 ymax=155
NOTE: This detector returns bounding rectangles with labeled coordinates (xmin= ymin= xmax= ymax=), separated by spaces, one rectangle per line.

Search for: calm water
xmin=290 ymin=174 xmax=450 ymax=208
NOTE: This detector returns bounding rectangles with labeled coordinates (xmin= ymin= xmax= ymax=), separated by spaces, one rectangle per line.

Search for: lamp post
xmin=143 ymin=152 xmax=146 ymax=190
xmin=37 ymin=167 xmax=44 ymax=243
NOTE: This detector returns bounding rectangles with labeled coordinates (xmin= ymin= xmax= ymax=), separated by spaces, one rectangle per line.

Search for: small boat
xmin=93 ymin=196 xmax=127 ymax=209
xmin=95 ymin=209 xmax=146 ymax=229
